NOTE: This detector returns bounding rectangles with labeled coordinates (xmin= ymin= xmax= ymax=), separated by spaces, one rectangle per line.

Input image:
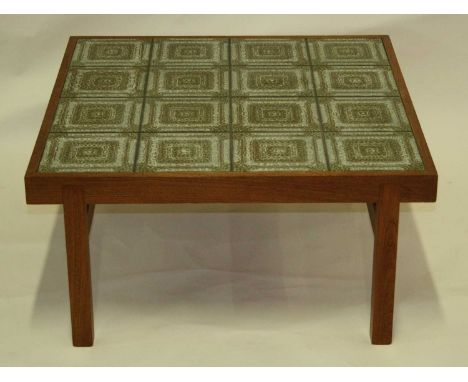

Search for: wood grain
xmin=370 ymin=184 xmax=400 ymax=345
xmin=63 ymin=186 xmax=94 ymax=347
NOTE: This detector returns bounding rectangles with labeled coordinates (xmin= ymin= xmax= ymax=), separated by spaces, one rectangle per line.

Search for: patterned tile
xmin=314 ymin=66 xmax=398 ymax=97
xmin=325 ymin=132 xmax=423 ymax=171
xmin=231 ymin=39 xmax=308 ymax=66
xmin=51 ymin=99 xmax=143 ymax=132
xmin=231 ymin=67 xmax=314 ymax=97
xmin=72 ymin=39 xmax=151 ymax=66
xmin=319 ymin=97 xmax=410 ymax=132
xmin=232 ymin=98 xmax=320 ymax=132
xmin=62 ymin=68 xmax=147 ymax=97
xmin=233 ymin=133 xmax=327 ymax=171
xmin=142 ymin=98 xmax=229 ymax=132
xmin=153 ymin=38 xmax=229 ymax=66
xmin=137 ymin=133 xmax=230 ymax=172
xmin=39 ymin=133 xmax=137 ymax=172
xmin=148 ymin=67 xmax=229 ymax=97
xmin=308 ymin=39 xmax=388 ymax=66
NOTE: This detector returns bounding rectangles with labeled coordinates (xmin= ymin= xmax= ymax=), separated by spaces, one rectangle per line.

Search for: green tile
xmin=325 ymin=132 xmax=424 ymax=171
xmin=231 ymin=39 xmax=308 ymax=66
xmin=141 ymin=98 xmax=230 ymax=132
xmin=308 ymin=39 xmax=388 ymax=66
xmin=231 ymin=67 xmax=314 ymax=97
xmin=153 ymin=38 xmax=229 ymax=66
xmin=232 ymin=98 xmax=321 ymax=132
xmin=62 ymin=67 xmax=147 ymax=98
xmin=314 ymin=66 xmax=398 ymax=97
xmin=51 ymin=98 xmax=143 ymax=132
xmin=72 ymin=39 xmax=151 ymax=66
xmin=39 ymin=133 xmax=137 ymax=173
xmin=147 ymin=67 xmax=229 ymax=97
xmin=137 ymin=133 xmax=230 ymax=172
xmin=233 ymin=133 xmax=327 ymax=171
xmin=319 ymin=97 xmax=410 ymax=132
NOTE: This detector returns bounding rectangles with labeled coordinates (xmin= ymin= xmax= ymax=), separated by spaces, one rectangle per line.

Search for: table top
xmin=25 ymin=36 xmax=437 ymax=204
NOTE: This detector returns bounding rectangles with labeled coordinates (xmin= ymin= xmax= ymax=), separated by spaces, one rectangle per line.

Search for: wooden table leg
xmin=63 ymin=186 xmax=94 ymax=346
xmin=370 ymin=184 xmax=400 ymax=345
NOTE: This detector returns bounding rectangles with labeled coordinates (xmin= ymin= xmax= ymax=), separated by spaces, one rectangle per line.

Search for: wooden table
xmin=25 ymin=35 xmax=437 ymax=346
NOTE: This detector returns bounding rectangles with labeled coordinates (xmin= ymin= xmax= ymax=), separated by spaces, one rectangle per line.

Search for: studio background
xmin=0 ymin=14 xmax=467 ymax=365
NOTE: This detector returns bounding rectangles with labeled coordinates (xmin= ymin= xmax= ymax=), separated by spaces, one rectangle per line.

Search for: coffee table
xmin=25 ymin=36 xmax=437 ymax=347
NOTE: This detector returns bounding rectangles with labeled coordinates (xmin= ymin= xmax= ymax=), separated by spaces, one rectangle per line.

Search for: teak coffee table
xmin=25 ymin=36 xmax=437 ymax=347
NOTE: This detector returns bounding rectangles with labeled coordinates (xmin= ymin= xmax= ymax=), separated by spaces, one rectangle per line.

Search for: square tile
xmin=319 ymin=97 xmax=410 ymax=132
xmin=325 ymin=132 xmax=424 ymax=171
xmin=142 ymin=98 xmax=229 ymax=132
xmin=39 ymin=133 xmax=137 ymax=172
xmin=51 ymin=98 xmax=143 ymax=132
xmin=314 ymin=66 xmax=398 ymax=97
xmin=62 ymin=67 xmax=147 ymax=98
xmin=231 ymin=39 xmax=308 ymax=66
xmin=137 ymin=133 xmax=230 ymax=172
xmin=233 ymin=133 xmax=327 ymax=171
xmin=231 ymin=67 xmax=314 ymax=97
xmin=232 ymin=98 xmax=320 ymax=132
xmin=72 ymin=39 xmax=151 ymax=66
xmin=308 ymin=39 xmax=388 ymax=66
xmin=153 ymin=38 xmax=229 ymax=66
xmin=148 ymin=67 xmax=229 ymax=97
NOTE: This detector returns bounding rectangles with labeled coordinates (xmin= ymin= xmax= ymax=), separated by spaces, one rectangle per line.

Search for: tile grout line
xmin=228 ymin=38 xmax=234 ymax=171
xmin=132 ymin=38 xmax=155 ymax=172
xmin=305 ymin=38 xmax=331 ymax=171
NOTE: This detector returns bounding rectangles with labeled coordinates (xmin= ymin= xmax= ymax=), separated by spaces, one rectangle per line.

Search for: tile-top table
xmin=25 ymin=36 xmax=437 ymax=346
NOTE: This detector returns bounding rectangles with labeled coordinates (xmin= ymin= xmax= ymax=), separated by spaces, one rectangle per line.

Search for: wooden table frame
xmin=25 ymin=35 xmax=437 ymax=347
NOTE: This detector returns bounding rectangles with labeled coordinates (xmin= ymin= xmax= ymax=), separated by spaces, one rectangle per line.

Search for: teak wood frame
xmin=25 ymin=35 xmax=437 ymax=346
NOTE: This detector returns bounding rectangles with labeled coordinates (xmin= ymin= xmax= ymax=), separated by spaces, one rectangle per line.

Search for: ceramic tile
xmin=71 ymin=39 xmax=151 ymax=66
xmin=231 ymin=67 xmax=314 ymax=97
xmin=141 ymin=98 xmax=230 ymax=132
xmin=153 ymin=38 xmax=229 ymax=66
xmin=62 ymin=67 xmax=148 ymax=98
xmin=147 ymin=67 xmax=229 ymax=97
xmin=231 ymin=39 xmax=308 ymax=66
xmin=51 ymin=98 xmax=143 ymax=132
xmin=319 ymin=97 xmax=410 ymax=132
xmin=308 ymin=39 xmax=388 ymax=66
xmin=233 ymin=133 xmax=327 ymax=171
xmin=39 ymin=133 xmax=137 ymax=172
xmin=313 ymin=66 xmax=398 ymax=97
xmin=137 ymin=133 xmax=230 ymax=172
xmin=325 ymin=132 xmax=424 ymax=171
xmin=232 ymin=98 xmax=320 ymax=132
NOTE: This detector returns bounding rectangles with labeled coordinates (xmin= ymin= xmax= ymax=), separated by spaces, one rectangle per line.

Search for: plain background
xmin=0 ymin=14 xmax=467 ymax=366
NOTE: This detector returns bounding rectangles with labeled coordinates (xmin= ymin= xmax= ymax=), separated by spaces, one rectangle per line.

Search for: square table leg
xmin=63 ymin=186 xmax=94 ymax=347
xmin=370 ymin=184 xmax=400 ymax=345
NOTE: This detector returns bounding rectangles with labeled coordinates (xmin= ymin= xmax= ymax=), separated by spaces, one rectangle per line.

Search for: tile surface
xmin=326 ymin=132 xmax=423 ymax=171
xmin=148 ymin=67 xmax=229 ymax=97
xmin=137 ymin=133 xmax=230 ymax=172
xmin=233 ymin=133 xmax=327 ymax=171
xmin=231 ymin=39 xmax=308 ymax=66
xmin=232 ymin=98 xmax=320 ymax=132
xmin=313 ymin=66 xmax=398 ymax=97
xmin=52 ymin=98 xmax=143 ymax=132
xmin=153 ymin=38 xmax=229 ymax=66
xmin=142 ymin=98 xmax=230 ymax=132
xmin=319 ymin=97 xmax=410 ymax=132
xmin=308 ymin=39 xmax=388 ymax=66
xmin=39 ymin=133 xmax=137 ymax=172
xmin=72 ymin=39 xmax=152 ymax=66
xmin=231 ymin=67 xmax=314 ymax=97
xmin=38 ymin=37 xmax=423 ymax=173
xmin=62 ymin=67 xmax=148 ymax=98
